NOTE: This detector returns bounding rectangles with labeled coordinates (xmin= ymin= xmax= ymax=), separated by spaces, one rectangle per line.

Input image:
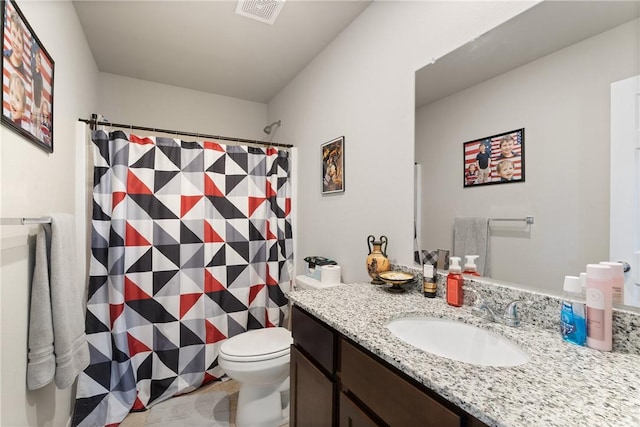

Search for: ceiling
xmin=73 ymin=0 xmax=372 ymax=104
xmin=416 ymin=0 xmax=640 ymax=108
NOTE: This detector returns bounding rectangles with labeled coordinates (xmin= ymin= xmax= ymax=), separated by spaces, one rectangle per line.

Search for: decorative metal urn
xmin=366 ymin=235 xmax=390 ymax=284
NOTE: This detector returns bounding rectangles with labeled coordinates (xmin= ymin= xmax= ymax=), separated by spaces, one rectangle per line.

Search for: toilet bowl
xmin=219 ymin=274 xmax=342 ymax=426
xmin=218 ymin=327 xmax=293 ymax=427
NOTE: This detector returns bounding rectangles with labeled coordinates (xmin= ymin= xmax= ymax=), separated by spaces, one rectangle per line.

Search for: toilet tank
xmin=295 ymin=275 xmax=342 ymax=290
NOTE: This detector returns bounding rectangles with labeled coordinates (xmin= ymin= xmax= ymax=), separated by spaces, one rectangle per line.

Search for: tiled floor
xmin=119 ymin=379 xmax=241 ymax=427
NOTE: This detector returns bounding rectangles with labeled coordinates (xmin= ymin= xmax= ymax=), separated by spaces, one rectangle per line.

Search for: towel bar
xmin=0 ymin=217 xmax=52 ymax=225
xmin=489 ymin=216 xmax=534 ymax=225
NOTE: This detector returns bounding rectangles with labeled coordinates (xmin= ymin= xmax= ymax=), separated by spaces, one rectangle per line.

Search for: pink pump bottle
xmin=585 ymin=264 xmax=613 ymax=351
xmin=600 ymin=261 xmax=624 ymax=305
xmin=446 ymin=257 xmax=464 ymax=307
xmin=463 ymin=255 xmax=481 ymax=276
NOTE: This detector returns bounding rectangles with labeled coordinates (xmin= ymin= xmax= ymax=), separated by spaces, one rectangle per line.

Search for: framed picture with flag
xmin=1 ymin=0 xmax=55 ymax=153
xmin=463 ymin=128 xmax=525 ymax=187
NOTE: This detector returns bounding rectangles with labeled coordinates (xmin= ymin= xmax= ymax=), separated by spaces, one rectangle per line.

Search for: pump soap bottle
xmin=463 ymin=255 xmax=481 ymax=276
xmin=446 ymin=257 xmax=464 ymax=307
xmin=560 ymin=276 xmax=586 ymax=346
xmin=585 ymin=264 xmax=612 ymax=351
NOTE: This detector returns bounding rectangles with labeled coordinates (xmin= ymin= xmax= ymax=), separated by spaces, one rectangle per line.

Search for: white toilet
xmin=218 ymin=274 xmax=342 ymax=427
xmin=218 ymin=327 xmax=292 ymax=427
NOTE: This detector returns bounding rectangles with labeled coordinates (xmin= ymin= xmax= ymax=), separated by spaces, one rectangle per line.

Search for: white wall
xmin=268 ymin=1 xmax=536 ymax=283
xmin=416 ymin=19 xmax=639 ymax=293
xmin=98 ymin=73 xmax=268 ymax=141
xmin=0 ymin=2 xmax=99 ymax=426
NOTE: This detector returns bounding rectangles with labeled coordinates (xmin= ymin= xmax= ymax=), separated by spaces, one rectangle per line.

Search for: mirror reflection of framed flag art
xmin=463 ymin=128 xmax=525 ymax=188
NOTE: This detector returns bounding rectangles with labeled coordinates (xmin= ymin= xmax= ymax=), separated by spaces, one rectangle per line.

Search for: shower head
xmin=263 ymin=120 xmax=281 ymax=135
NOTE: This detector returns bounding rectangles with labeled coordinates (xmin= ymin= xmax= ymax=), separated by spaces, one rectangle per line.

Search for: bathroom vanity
xmin=288 ymin=282 xmax=640 ymax=426
xmin=290 ymin=305 xmax=486 ymax=426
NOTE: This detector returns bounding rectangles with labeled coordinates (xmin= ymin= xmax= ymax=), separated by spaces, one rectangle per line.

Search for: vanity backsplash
xmin=394 ymin=264 xmax=640 ymax=355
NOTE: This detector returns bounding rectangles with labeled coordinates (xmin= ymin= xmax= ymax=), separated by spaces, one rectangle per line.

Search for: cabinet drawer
xmin=341 ymin=340 xmax=461 ymax=427
xmin=292 ymin=306 xmax=336 ymax=374
xmin=339 ymin=392 xmax=380 ymax=427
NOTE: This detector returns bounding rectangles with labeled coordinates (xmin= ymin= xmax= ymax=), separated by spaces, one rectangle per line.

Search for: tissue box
xmin=305 ymin=265 xmax=322 ymax=280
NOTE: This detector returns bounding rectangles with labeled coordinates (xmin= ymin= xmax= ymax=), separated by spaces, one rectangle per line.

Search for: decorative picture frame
xmin=321 ymin=136 xmax=344 ymax=194
xmin=1 ymin=0 xmax=54 ymax=153
xmin=463 ymin=128 xmax=525 ymax=188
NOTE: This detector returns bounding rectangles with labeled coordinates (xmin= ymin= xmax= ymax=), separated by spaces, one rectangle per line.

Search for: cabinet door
xmin=339 ymin=392 xmax=380 ymax=427
xmin=290 ymin=345 xmax=334 ymax=427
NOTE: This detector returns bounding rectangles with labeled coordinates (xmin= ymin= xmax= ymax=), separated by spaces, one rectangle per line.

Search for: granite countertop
xmin=288 ymin=283 xmax=640 ymax=427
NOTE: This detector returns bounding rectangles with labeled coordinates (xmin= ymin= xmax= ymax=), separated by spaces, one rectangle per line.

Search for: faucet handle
xmin=463 ymin=286 xmax=496 ymax=321
xmin=502 ymin=299 xmax=532 ymax=327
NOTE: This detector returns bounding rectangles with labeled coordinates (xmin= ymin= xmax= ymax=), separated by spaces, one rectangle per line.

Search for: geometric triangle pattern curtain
xmin=72 ymin=130 xmax=293 ymax=427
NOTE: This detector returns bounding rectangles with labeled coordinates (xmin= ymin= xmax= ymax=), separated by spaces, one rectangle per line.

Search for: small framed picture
xmin=463 ymin=128 xmax=525 ymax=187
xmin=1 ymin=0 xmax=55 ymax=153
xmin=321 ymin=136 xmax=344 ymax=194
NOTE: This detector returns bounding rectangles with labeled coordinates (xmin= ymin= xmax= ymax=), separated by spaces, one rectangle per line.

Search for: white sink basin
xmin=386 ymin=316 xmax=530 ymax=367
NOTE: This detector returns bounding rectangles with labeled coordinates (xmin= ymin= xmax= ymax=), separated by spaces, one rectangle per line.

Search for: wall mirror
xmin=414 ymin=1 xmax=640 ymax=309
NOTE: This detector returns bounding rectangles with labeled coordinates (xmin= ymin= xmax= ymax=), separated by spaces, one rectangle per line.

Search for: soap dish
xmin=378 ymin=271 xmax=415 ymax=293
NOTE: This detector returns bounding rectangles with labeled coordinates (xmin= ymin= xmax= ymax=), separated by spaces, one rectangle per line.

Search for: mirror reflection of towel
xmin=453 ymin=217 xmax=491 ymax=277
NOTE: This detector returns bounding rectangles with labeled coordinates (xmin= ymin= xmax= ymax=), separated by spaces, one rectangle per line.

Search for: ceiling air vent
xmin=235 ymin=0 xmax=286 ymax=25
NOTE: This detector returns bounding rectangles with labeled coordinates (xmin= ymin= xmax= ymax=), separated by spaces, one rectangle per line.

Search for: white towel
xmin=27 ymin=223 xmax=55 ymax=389
xmin=453 ymin=217 xmax=491 ymax=277
xmin=27 ymin=214 xmax=89 ymax=389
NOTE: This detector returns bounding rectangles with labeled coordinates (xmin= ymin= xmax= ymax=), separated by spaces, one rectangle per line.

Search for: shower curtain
xmin=72 ymin=130 xmax=293 ymax=427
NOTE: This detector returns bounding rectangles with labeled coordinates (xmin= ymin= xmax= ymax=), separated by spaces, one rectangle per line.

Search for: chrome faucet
xmin=502 ymin=299 xmax=531 ymax=327
xmin=463 ymin=286 xmax=497 ymax=322
xmin=463 ymin=286 xmax=531 ymax=327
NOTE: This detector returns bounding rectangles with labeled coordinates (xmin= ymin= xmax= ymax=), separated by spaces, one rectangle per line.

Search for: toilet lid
xmin=219 ymin=327 xmax=292 ymax=362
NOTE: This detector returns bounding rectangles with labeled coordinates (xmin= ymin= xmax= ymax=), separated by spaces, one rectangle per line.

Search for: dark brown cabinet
xmin=290 ymin=346 xmax=334 ymax=427
xmin=341 ymin=340 xmax=461 ymax=427
xmin=290 ymin=306 xmax=487 ymax=427
xmin=290 ymin=306 xmax=337 ymax=426
xmin=339 ymin=392 xmax=379 ymax=427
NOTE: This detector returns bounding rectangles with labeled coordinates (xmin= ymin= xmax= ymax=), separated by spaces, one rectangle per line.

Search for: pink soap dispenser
xmin=585 ymin=264 xmax=613 ymax=351
xmin=446 ymin=257 xmax=464 ymax=307
xmin=463 ymin=255 xmax=481 ymax=276
xmin=599 ymin=261 xmax=624 ymax=305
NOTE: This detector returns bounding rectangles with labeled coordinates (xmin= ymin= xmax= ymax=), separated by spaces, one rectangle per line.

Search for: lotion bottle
xmin=423 ymin=263 xmax=436 ymax=298
xmin=600 ymin=261 xmax=624 ymax=305
xmin=446 ymin=257 xmax=464 ymax=307
xmin=579 ymin=272 xmax=587 ymax=297
xmin=463 ymin=255 xmax=481 ymax=276
xmin=585 ymin=264 xmax=612 ymax=351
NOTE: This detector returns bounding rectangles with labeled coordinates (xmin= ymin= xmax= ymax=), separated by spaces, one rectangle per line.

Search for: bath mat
xmin=144 ymin=391 xmax=230 ymax=426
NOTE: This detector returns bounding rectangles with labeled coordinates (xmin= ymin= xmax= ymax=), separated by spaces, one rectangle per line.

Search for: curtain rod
xmin=77 ymin=118 xmax=293 ymax=149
